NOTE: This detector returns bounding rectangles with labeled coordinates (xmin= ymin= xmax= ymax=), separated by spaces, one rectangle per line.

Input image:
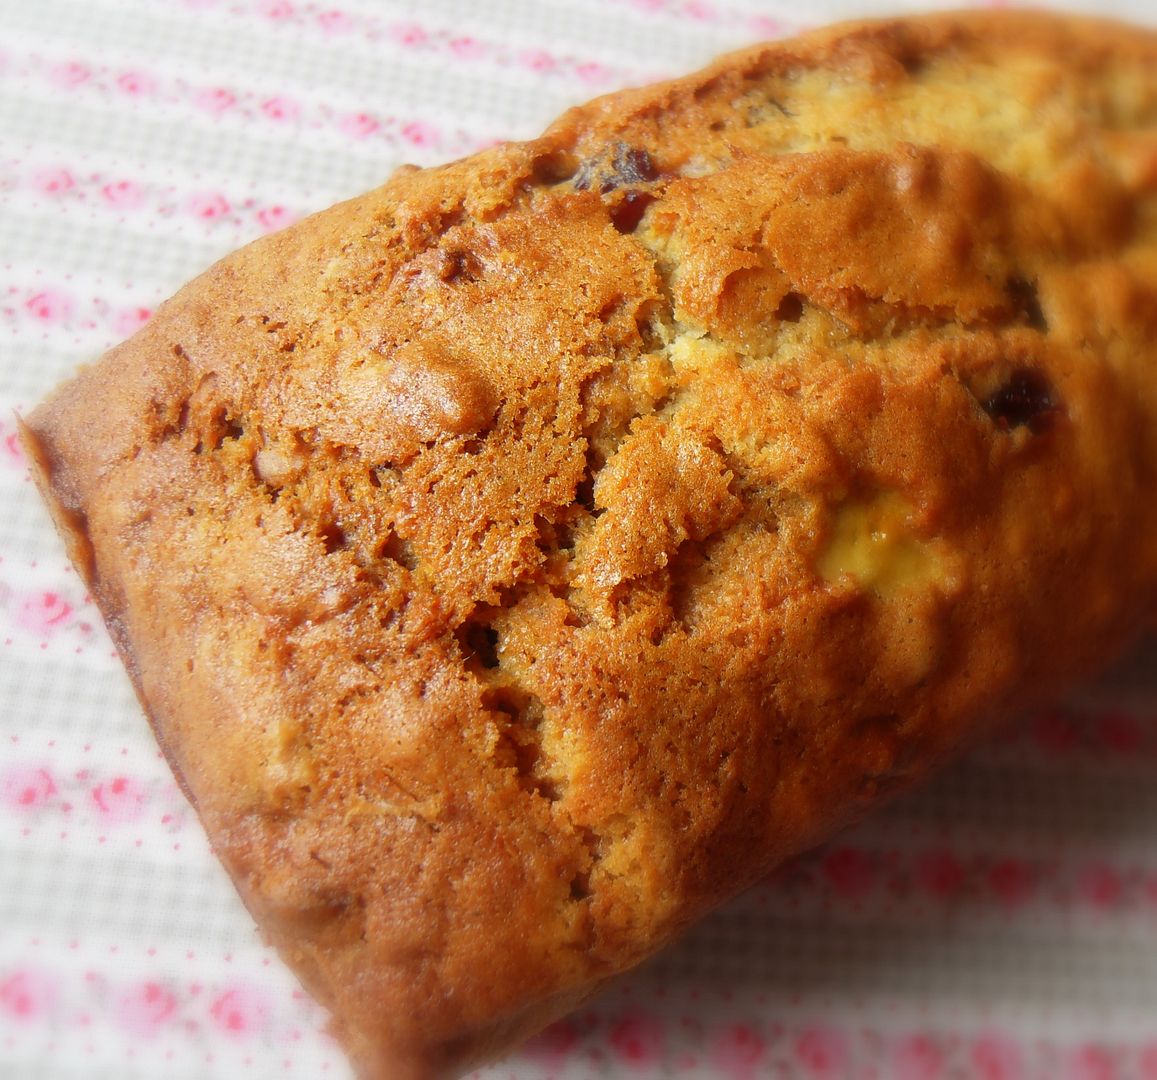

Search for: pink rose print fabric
xmin=117 ymin=981 xmax=179 ymax=1038
xmin=209 ymin=984 xmax=272 ymax=1038
xmin=2 ymin=765 xmax=57 ymax=811
xmin=0 ymin=971 xmax=57 ymax=1022
xmin=2 ymin=0 xmax=1156 ymax=1078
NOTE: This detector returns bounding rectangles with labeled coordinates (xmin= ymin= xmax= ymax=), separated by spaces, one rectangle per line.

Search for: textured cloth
xmin=1 ymin=2 xmax=1156 ymax=1079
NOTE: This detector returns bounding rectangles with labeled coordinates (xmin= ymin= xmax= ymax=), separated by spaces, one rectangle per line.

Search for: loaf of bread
xmin=20 ymin=10 xmax=1157 ymax=1078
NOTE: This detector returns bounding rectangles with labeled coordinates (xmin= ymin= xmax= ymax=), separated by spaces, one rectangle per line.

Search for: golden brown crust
xmin=21 ymin=11 xmax=1157 ymax=1078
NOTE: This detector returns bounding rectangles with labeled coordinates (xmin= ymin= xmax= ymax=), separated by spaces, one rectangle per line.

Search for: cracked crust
xmin=20 ymin=11 xmax=1157 ymax=1078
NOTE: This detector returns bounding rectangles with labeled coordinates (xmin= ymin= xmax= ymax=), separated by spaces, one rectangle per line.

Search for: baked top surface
xmin=21 ymin=10 xmax=1157 ymax=1077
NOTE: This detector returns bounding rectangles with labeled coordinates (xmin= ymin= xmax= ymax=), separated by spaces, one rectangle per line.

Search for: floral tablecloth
xmin=2 ymin=1 xmax=1156 ymax=1077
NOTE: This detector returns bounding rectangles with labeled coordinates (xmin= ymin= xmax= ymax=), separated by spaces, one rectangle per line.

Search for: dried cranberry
xmin=573 ymin=142 xmax=658 ymax=193
xmin=983 ymin=368 xmax=1058 ymax=433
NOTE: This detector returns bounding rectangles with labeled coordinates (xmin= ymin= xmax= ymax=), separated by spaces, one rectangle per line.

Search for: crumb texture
xmin=22 ymin=11 xmax=1157 ymax=1078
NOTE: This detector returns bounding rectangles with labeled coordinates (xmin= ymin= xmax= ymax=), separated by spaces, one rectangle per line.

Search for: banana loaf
xmin=21 ymin=10 xmax=1157 ymax=1078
